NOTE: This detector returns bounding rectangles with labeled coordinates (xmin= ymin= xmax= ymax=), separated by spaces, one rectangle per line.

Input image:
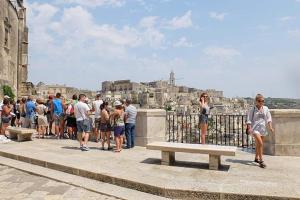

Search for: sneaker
xmin=64 ymin=133 xmax=69 ymax=139
xmin=80 ymin=145 xmax=83 ymax=150
xmin=82 ymin=146 xmax=89 ymax=151
xmin=259 ymin=161 xmax=266 ymax=168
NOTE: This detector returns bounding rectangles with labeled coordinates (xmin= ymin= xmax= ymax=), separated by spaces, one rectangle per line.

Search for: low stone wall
xmin=135 ymin=109 xmax=166 ymax=147
xmin=264 ymin=109 xmax=300 ymax=156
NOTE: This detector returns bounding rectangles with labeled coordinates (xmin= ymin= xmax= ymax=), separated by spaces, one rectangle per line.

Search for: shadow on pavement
xmin=226 ymin=158 xmax=257 ymax=166
xmin=141 ymin=158 xmax=230 ymax=171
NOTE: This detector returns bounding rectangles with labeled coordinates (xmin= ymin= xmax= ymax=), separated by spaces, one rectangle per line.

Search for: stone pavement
xmin=0 ymin=164 xmax=119 ymax=200
xmin=0 ymin=139 xmax=299 ymax=199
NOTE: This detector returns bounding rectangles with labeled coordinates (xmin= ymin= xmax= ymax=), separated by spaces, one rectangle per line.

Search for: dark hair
xmin=3 ymin=98 xmax=10 ymax=105
xmin=115 ymin=105 xmax=123 ymax=110
xmin=96 ymin=94 xmax=101 ymax=98
xmin=56 ymin=93 xmax=61 ymax=98
xmin=21 ymin=97 xmax=26 ymax=103
xmin=126 ymin=99 xmax=132 ymax=105
xmin=79 ymin=94 xmax=86 ymax=100
xmin=17 ymin=100 xmax=20 ymax=103
xmin=72 ymin=94 xmax=78 ymax=100
xmin=100 ymin=101 xmax=108 ymax=110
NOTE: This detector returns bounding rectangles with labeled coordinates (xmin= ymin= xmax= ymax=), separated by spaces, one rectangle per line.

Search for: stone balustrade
xmin=136 ymin=109 xmax=300 ymax=157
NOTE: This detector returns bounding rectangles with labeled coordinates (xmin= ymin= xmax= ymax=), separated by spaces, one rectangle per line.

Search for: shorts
xmin=53 ymin=113 xmax=64 ymax=126
xmin=37 ymin=115 xmax=48 ymax=126
xmin=94 ymin=118 xmax=101 ymax=129
xmin=199 ymin=114 xmax=208 ymax=124
xmin=66 ymin=116 xmax=77 ymax=127
xmin=114 ymin=126 xmax=125 ymax=137
xmin=77 ymin=119 xmax=91 ymax=133
xmin=100 ymin=123 xmax=111 ymax=132
xmin=252 ymin=130 xmax=268 ymax=137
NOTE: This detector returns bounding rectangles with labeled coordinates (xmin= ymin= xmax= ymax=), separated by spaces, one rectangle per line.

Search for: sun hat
xmin=114 ymin=100 xmax=122 ymax=106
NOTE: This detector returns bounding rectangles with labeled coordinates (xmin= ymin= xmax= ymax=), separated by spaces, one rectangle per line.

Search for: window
xmin=4 ymin=28 xmax=9 ymax=47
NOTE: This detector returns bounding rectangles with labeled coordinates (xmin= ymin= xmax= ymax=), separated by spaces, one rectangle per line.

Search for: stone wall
xmin=264 ymin=109 xmax=300 ymax=156
xmin=0 ymin=0 xmax=28 ymax=98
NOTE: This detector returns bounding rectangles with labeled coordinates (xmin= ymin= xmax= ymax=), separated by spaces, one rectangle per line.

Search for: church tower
xmin=169 ymin=70 xmax=175 ymax=86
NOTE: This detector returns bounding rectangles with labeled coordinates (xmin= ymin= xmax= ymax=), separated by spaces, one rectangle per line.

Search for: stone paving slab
xmin=0 ymin=139 xmax=299 ymax=199
xmin=0 ymin=164 xmax=119 ymax=200
xmin=0 ymin=156 xmax=168 ymax=200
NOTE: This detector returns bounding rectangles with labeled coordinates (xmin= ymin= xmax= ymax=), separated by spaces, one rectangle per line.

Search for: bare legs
xmin=101 ymin=131 xmax=111 ymax=149
xmin=114 ymin=135 xmax=123 ymax=152
xmin=254 ymin=134 xmax=264 ymax=161
xmin=200 ymin=123 xmax=207 ymax=144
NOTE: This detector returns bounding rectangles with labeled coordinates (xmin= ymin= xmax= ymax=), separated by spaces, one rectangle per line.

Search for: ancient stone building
xmin=0 ymin=0 xmax=28 ymax=98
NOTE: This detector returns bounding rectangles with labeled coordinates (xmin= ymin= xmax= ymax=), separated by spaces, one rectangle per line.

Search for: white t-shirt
xmin=74 ymin=101 xmax=90 ymax=121
xmin=92 ymin=100 xmax=103 ymax=119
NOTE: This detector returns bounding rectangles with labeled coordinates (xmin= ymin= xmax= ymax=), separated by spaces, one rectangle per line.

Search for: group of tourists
xmin=1 ymin=91 xmax=274 ymax=167
xmin=199 ymin=92 xmax=274 ymax=168
xmin=0 ymin=93 xmax=137 ymax=153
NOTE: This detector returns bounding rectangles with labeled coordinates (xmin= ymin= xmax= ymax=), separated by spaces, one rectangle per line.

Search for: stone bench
xmin=147 ymin=142 xmax=236 ymax=170
xmin=6 ymin=127 xmax=35 ymax=142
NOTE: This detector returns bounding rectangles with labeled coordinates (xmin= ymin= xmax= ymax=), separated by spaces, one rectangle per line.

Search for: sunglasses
xmin=257 ymin=100 xmax=265 ymax=103
xmin=203 ymin=96 xmax=208 ymax=98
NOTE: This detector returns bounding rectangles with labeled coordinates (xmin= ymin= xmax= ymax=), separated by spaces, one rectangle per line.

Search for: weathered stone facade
xmin=0 ymin=0 xmax=28 ymax=98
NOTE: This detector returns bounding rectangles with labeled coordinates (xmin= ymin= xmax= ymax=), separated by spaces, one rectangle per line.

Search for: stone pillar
xmin=161 ymin=151 xmax=175 ymax=165
xmin=209 ymin=155 xmax=221 ymax=170
xmin=135 ymin=109 xmax=166 ymax=147
xmin=264 ymin=109 xmax=300 ymax=156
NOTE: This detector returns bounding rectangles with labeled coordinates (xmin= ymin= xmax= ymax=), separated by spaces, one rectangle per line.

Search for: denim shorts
xmin=199 ymin=114 xmax=208 ymax=124
xmin=77 ymin=119 xmax=91 ymax=133
xmin=114 ymin=126 xmax=125 ymax=137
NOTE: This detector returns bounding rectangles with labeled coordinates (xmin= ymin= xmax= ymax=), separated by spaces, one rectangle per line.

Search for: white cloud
xmin=55 ymin=0 xmax=125 ymax=7
xmin=173 ymin=37 xmax=192 ymax=47
xmin=209 ymin=12 xmax=227 ymax=21
xmin=203 ymin=46 xmax=241 ymax=61
xmin=279 ymin=16 xmax=295 ymax=22
xmin=139 ymin=16 xmax=159 ymax=28
xmin=288 ymin=29 xmax=300 ymax=38
xmin=167 ymin=10 xmax=193 ymax=29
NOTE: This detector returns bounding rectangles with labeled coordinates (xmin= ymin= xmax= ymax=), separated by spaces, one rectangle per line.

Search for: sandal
xmin=259 ymin=161 xmax=266 ymax=168
xmin=254 ymin=158 xmax=259 ymax=163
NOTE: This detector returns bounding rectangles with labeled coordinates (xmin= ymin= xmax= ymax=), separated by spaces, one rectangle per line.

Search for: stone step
xmin=0 ymin=156 xmax=169 ymax=200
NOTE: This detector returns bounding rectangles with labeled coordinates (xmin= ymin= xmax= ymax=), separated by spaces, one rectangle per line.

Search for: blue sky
xmin=25 ymin=0 xmax=300 ymax=98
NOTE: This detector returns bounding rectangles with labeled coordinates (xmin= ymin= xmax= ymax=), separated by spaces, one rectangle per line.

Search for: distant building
xmin=0 ymin=0 xmax=28 ymax=98
xmin=35 ymin=82 xmax=96 ymax=99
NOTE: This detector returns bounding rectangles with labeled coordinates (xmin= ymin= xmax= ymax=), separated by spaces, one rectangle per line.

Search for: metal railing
xmin=166 ymin=113 xmax=254 ymax=149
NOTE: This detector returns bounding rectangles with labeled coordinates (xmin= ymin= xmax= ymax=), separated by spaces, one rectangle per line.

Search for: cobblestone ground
xmin=0 ymin=165 xmax=120 ymax=200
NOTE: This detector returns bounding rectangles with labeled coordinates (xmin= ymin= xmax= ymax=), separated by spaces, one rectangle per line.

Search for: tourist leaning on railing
xmin=246 ymin=94 xmax=274 ymax=168
xmin=199 ymin=93 xmax=210 ymax=144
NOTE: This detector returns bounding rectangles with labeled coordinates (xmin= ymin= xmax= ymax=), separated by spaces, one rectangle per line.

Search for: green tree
xmin=2 ymin=85 xmax=15 ymax=99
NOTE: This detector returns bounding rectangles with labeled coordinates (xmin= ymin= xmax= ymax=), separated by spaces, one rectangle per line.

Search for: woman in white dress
xmin=246 ymin=94 xmax=274 ymax=168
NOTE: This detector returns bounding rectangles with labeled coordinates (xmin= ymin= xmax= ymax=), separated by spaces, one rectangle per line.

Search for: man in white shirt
xmin=91 ymin=94 xmax=103 ymax=142
xmin=74 ymin=94 xmax=91 ymax=151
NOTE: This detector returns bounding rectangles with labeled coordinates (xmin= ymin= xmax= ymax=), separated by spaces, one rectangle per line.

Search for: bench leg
xmin=161 ymin=151 xmax=175 ymax=165
xmin=209 ymin=155 xmax=221 ymax=170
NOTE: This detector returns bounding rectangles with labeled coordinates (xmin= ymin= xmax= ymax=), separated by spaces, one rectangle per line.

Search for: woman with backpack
xmin=246 ymin=94 xmax=274 ymax=168
xmin=36 ymin=98 xmax=48 ymax=139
